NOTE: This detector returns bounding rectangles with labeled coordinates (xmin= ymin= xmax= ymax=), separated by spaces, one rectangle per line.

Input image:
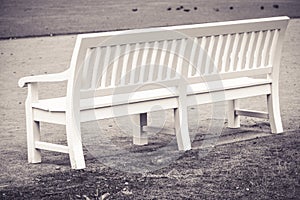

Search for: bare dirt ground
xmin=0 ymin=0 xmax=300 ymax=39
xmin=0 ymin=1 xmax=299 ymax=199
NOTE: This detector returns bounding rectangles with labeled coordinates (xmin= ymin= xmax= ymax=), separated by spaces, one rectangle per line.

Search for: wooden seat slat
xmin=32 ymin=77 xmax=270 ymax=112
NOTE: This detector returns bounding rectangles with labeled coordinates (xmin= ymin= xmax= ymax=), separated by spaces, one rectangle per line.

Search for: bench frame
xmin=19 ymin=16 xmax=289 ymax=169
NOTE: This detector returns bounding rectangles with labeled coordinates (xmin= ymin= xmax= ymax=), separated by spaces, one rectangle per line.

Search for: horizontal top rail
xmin=78 ymin=16 xmax=289 ymax=48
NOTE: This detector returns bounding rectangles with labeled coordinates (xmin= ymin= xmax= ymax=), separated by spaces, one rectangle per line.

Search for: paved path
xmin=0 ymin=0 xmax=299 ymax=39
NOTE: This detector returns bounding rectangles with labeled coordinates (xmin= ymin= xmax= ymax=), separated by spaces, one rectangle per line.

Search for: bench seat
xmin=33 ymin=77 xmax=270 ymax=112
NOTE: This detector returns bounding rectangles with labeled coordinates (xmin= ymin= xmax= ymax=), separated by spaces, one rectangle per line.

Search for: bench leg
xmin=133 ymin=113 xmax=148 ymax=145
xmin=66 ymin=123 xmax=86 ymax=169
xmin=174 ymin=107 xmax=191 ymax=151
xmin=227 ymin=99 xmax=240 ymax=128
xmin=267 ymin=93 xmax=283 ymax=133
xmin=25 ymin=84 xmax=41 ymax=163
xmin=25 ymin=107 xmax=42 ymax=163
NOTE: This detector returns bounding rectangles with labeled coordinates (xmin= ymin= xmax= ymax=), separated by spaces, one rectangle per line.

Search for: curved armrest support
xmin=18 ymin=69 xmax=70 ymax=88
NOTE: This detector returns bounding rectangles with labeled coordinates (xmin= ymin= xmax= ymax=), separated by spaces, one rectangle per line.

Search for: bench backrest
xmin=67 ymin=16 xmax=289 ymax=103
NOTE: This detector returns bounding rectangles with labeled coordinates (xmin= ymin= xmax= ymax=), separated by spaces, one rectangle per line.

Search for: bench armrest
xmin=18 ymin=69 xmax=70 ymax=88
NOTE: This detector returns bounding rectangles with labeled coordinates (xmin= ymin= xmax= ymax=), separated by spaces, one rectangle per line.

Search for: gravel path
xmin=0 ymin=0 xmax=299 ymax=39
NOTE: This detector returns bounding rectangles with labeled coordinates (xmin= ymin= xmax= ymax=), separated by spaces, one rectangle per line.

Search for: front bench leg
xmin=25 ymin=83 xmax=42 ymax=163
xmin=133 ymin=113 xmax=148 ymax=145
xmin=227 ymin=99 xmax=240 ymax=128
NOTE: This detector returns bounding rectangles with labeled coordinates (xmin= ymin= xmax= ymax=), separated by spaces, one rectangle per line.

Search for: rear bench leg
xmin=174 ymin=106 xmax=191 ymax=151
xmin=66 ymin=121 xmax=86 ymax=169
xmin=133 ymin=113 xmax=148 ymax=145
xmin=227 ymin=99 xmax=240 ymax=128
xmin=25 ymin=83 xmax=41 ymax=163
xmin=267 ymin=93 xmax=283 ymax=133
xmin=174 ymin=86 xmax=192 ymax=151
xmin=174 ymin=84 xmax=191 ymax=151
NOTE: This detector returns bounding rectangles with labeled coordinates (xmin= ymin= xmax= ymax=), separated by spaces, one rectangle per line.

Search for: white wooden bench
xmin=19 ymin=16 xmax=289 ymax=169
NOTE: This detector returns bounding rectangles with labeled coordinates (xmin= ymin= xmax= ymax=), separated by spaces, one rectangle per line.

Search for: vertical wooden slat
xmin=260 ymin=30 xmax=272 ymax=67
xmin=130 ymin=43 xmax=140 ymax=84
xmin=244 ymin=32 xmax=256 ymax=69
xmin=166 ymin=39 xmax=177 ymax=79
xmin=100 ymin=46 xmax=111 ymax=88
xmin=139 ymin=42 xmax=150 ymax=83
xmin=157 ymin=40 xmax=168 ymax=80
xmin=175 ymin=39 xmax=187 ymax=78
xmin=121 ymin=44 xmax=131 ymax=85
xmin=91 ymin=47 xmax=102 ymax=89
xmin=229 ymin=33 xmax=240 ymax=72
xmin=236 ymin=32 xmax=248 ymax=71
xmin=213 ymin=35 xmax=223 ymax=74
xmin=253 ymin=31 xmax=263 ymax=69
xmin=204 ymin=36 xmax=215 ymax=75
xmin=110 ymin=45 xmax=121 ymax=86
xmin=82 ymin=48 xmax=93 ymax=83
xmin=148 ymin=41 xmax=159 ymax=81
xmin=268 ymin=30 xmax=279 ymax=67
xmin=195 ymin=36 xmax=206 ymax=76
xmin=188 ymin=38 xmax=198 ymax=77
xmin=221 ymin=34 xmax=231 ymax=73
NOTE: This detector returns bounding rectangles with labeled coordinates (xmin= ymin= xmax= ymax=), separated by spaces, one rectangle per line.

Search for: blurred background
xmin=0 ymin=0 xmax=299 ymax=39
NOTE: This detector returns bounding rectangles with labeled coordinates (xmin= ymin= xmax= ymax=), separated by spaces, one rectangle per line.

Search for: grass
xmin=1 ymin=129 xmax=299 ymax=199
